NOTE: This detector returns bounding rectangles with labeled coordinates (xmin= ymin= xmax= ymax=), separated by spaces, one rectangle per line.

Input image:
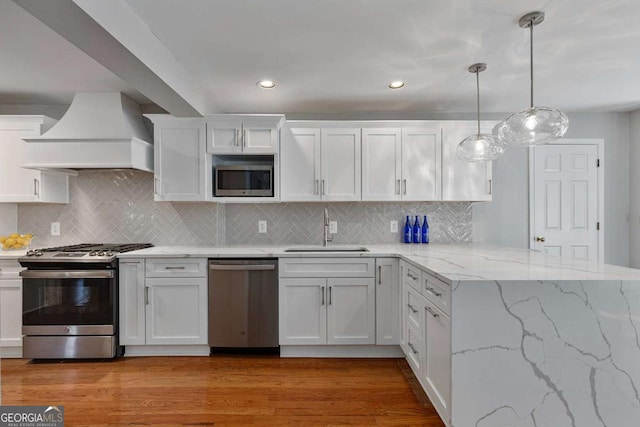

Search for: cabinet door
xmin=0 ymin=278 xmax=22 ymax=351
xmin=0 ymin=117 xmax=68 ymax=203
xmin=401 ymin=128 xmax=442 ymax=201
xmin=375 ymin=258 xmax=400 ymax=345
xmin=279 ymin=278 xmax=326 ymax=344
xmin=118 ymin=259 xmax=146 ymax=346
xmin=154 ymin=120 xmax=206 ymax=201
xmin=362 ymin=128 xmax=402 ymax=201
xmin=441 ymin=121 xmax=495 ymax=201
xmin=243 ymin=119 xmax=279 ymax=154
xmin=206 ymin=119 xmax=243 ymax=154
xmin=321 ymin=128 xmax=361 ymax=201
xmin=146 ymin=278 xmax=208 ymax=345
xmin=326 ymin=278 xmax=375 ymax=345
xmin=280 ymin=128 xmax=321 ymax=201
xmin=423 ymin=300 xmax=451 ymax=423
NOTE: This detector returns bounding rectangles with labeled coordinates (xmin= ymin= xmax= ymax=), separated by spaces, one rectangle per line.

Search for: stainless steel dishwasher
xmin=208 ymin=259 xmax=278 ymax=352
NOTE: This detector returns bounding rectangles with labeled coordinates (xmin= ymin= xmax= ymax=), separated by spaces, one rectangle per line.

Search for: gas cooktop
xmin=20 ymin=243 xmax=154 ymax=263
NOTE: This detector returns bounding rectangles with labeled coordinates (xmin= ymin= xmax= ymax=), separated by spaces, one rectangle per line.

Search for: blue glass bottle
xmin=403 ymin=216 xmax=412 ymax=243
xmin=421 ymin=215 xmax=429 ymax=244
xmin=412 ymin=216 xmax=420 ymax=243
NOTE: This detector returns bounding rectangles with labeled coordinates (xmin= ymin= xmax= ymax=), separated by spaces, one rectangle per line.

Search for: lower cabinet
xmin=279 ymin=258 xmax=375 ymax=345
xmin=0 ymin=260 xmax=23 ymax=357
xmin=400 ymin=260 xmax=452 ymax=426
xmin=375 ymin=258 xmax=400 ymax=345
xmin=119 ymin=258 xmax=208 ymax=347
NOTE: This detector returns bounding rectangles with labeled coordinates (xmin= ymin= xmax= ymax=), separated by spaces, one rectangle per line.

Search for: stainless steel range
xmin=19 ymin=243 xmax=153 ymax=359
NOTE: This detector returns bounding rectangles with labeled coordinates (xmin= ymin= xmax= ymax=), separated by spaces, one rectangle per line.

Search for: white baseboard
xmin=280 ymin=345 xmax=404 ymax=358
xmin=0 ymin=347 xmax=22 ymax=358
xmin=123 ymin=345 xmax=210 ymax=357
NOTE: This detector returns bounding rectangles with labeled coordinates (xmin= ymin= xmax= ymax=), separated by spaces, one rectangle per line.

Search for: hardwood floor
xmin=1 ymin=356 xmax=445 ymax=426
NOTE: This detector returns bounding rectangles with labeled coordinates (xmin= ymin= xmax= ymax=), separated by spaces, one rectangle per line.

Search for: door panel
xmin=321 ymin=128 xmax=361 ymax=201
xmin=326 ymin=278 xmax=374 ymax=344
xmin=401 ymin=128 xmax=441 ymax=201
xmin=280 ymin=128 xmax=321 ymax=201
xmin=362 ymin=128 xmax=401 ymax=201
xmin=279 ymin=278 xmax=326 ymax=344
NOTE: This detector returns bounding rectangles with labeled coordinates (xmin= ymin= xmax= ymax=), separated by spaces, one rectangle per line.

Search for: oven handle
xmin=20 ymin=270 xmax=114 ymax=279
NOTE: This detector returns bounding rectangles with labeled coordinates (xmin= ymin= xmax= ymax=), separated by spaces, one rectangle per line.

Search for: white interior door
xmin=532 ymin=144 xmax=599 ymax=259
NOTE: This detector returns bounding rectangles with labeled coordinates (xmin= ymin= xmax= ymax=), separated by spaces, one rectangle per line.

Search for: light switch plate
xmin=390 ymin=220 xmax=398 ymax=233
xmin=329 ymin=221 xmax=337 ymax=234
xmin=51 ymin=222 xmax=60 ymax=236
xmin=258 ymin=220 xmax=267 ymax=233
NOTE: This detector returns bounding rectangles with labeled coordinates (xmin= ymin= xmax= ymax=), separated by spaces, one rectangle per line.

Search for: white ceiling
xmin=3 ymin=0 xmax=640 ymax=115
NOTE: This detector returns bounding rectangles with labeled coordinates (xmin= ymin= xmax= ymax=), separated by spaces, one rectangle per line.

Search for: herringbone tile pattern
xmin=18 ymin=171 xmax=471 ymax=247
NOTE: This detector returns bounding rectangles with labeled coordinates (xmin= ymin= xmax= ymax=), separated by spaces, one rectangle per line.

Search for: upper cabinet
xmin=206 ymin=115 xmax=283 ymax=154
xmin=441 ymin=121 xmax=496 ymax=201
xmin=0 ymin=116 xmax=68 ymax=203
xmin=281 ymin=127 xmax=361 ymax=202
xmin=362 ymin=126 xmax=441 ymax=201
xmin=147 ymin=116 xmax=207 ymax=202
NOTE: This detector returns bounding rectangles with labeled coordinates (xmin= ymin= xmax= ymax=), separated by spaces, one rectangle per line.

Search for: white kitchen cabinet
xmin=148 ymin=116 xmax=207 ymax=201
xmin=375 ymin=258 xmax=400 ymax=345
xmin=278 ymin=258 xmax=375 ymax=345
xmin=206 ymin=115 xmax=282 ymax=154
xmin=362 ymin=127 xmax=441 ymax=201
xmin=0 ymin=116 xmax=68 ymax=203
xmin=422 ymin=299 xmax=451 ymax=422
xmin=119 ymin=258 xmax=208 ymax=348
xmin=280 ymin=128 xmax=361 ymax=201
xmin=0 ymin=259 xmax=23 ymax=357
xmin=441 ymin=121 xmax=496 ymax=201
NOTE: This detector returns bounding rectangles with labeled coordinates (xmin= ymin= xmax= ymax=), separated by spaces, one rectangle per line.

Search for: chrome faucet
xmin=323 ymin=208 xmax=333 ymax=247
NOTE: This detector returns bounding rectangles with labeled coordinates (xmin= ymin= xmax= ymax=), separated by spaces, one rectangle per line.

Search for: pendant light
xmin=495 ymin=11 xmax=568 ymax=147
xmin=456 ymin=63 xmax=505 ymax=162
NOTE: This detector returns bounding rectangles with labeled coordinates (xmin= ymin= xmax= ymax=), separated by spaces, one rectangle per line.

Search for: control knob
xmin=89 ymin=251 xmax=97 ymax=256
xmin=97 ymin=251 xmax=106 ymax=256
xmin=34 ymin=250 xmax=43 ymax=257
xmin=26 ymin=250 xmax=34 ymax=256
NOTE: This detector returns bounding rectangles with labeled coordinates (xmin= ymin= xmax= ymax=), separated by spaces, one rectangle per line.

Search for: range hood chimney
xmin=23 ymin=92 xmax=154 ymax=174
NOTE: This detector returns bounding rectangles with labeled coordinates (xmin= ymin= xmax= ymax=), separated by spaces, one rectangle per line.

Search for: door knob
xmin=535 ymin=236 xmax=546 ymax=242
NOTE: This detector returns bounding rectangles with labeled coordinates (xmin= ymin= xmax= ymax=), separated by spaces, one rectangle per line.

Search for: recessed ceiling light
xmin=388 ymin=81 xmax=406 ymax=89
xmin=257 ymin=80 xmax=276 ymax=89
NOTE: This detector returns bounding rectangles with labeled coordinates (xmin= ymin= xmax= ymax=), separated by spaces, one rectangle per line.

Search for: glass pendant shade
xmin=496 ymin=106 xmax=568 ymax=147
xmin=456 ymin=62 xmax=505 ymax=162
xmin=456 ymin=132 xmax=505 ymax=162
xmin=497 ymin=11 xmax=569 ymax=147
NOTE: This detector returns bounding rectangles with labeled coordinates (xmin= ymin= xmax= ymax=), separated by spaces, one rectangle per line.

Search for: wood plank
xmin=1 ymin=356 xmax=445 ymax=426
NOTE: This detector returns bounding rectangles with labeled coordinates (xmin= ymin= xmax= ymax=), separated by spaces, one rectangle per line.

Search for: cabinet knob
xmin=535 ymin=236 xmax=546 ymax=242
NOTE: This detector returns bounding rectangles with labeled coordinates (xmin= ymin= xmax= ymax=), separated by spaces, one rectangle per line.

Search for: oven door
xmin=214 ymin=165 xmax=273 ymax=196
xmin=21 ymin=269 xmax=116 ymax=336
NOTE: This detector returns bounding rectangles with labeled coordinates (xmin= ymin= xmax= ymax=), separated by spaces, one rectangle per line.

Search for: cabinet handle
xmin=425 ymin=286 xmax=442 ymax=297
xmin=407 ymin=303 xmax=418 ymax=314
xmin=321 ymin=286 xmax=325 ymax=305
xmin=408 ymin=342 xmax=418 ymax=355
xmin=154 ymin=178 xmax=159 ymax=195
xmin=235 ymin=129 xmax=240 ymax=146
xmin=488 ymin=179 xmax=492 ymax=195
xmin=33 ymin=178 xmax=40 ymax=196
xmin=329 ymin=286 xmax=332 ymax=305
xmin=407 ymin=272 xmax=417 ymax=280
xmin=164 ymin=266 xmax=186 ymax=270
xmin=426 ymin=306 xmax=440 ymax=318
xmin=378 ymin=266 xmax=382 ymax=284
xmin=403 ymin=179 xmax=407 ymax=195
xmin=144 ymin=286 xmax=149 ymax=305
xmin=315 ymin=179 xmax=319 ymax=195
xmin=322 ymin=179 xmax=326 ymax=195
xmin=243 ymin=129 xmax=247 ymax=148
xmin=396 ymin=179 xmax=400 ymax=195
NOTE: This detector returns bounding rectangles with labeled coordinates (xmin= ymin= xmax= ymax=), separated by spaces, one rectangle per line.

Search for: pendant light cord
xmin=476 ymin=69 xmax=481 ymax=135
xmin=529 ymin=20 xmax=534 ymax=108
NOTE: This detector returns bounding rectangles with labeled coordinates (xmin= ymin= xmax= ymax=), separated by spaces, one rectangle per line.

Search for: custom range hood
xmin=23 ymin=92 xmax=153 ymax=174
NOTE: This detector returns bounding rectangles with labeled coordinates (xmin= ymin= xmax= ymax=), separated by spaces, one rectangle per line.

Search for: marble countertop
xmin=118 ymin=243 xmax=640 ymax=283
xmin=0 ymin=250 xmax=27 ymax=260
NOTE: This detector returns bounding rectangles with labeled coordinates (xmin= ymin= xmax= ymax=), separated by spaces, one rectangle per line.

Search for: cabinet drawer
xmin=422 ymin=272 xmax=451 ymax=316
xmin=403 ymin=263 xmax=422 ymax=292
xmin=406 ymin=286 xmax=424 ymax=333
xmin=145 ymin=258 xmax=207 ymax=278
xmin=405 ymin=324 xmax=423 ymax=376
xmin=279 ymin=258 xmax=374 ymax=278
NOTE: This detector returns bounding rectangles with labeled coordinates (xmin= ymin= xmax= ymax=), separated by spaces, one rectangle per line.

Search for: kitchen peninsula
xmin=119 ymin=243 xmax=640 ymax=427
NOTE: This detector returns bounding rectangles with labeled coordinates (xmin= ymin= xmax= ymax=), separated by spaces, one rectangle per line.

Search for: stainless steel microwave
xmin=214 ymin=165 xmax=273 ymax=197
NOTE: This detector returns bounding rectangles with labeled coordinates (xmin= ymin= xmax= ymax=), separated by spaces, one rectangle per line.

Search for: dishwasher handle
xmin=209 ymin=264 xmax=276 ymax=271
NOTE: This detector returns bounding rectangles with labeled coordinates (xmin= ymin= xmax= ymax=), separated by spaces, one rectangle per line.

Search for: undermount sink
xmin=284 ymin=246 xmax=369 ymax=253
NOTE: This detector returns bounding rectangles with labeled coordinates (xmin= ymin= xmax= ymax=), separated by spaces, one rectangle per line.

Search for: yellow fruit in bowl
xmin=0 ymin=237 xmax=5 ymax=244
xmin=0 ymin=233 xmax=33 ymax=250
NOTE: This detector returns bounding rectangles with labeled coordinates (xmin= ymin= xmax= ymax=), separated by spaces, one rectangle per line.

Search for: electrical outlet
xmin=329 ymin=221 xmax=337 ymax=234
xmin=258 ymin=220 xmax=267 ymax=234
xmin=390 ymin=220 xmax=398 ymax=233
xmin=51 ymin=222 xmax=60 ymax=236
